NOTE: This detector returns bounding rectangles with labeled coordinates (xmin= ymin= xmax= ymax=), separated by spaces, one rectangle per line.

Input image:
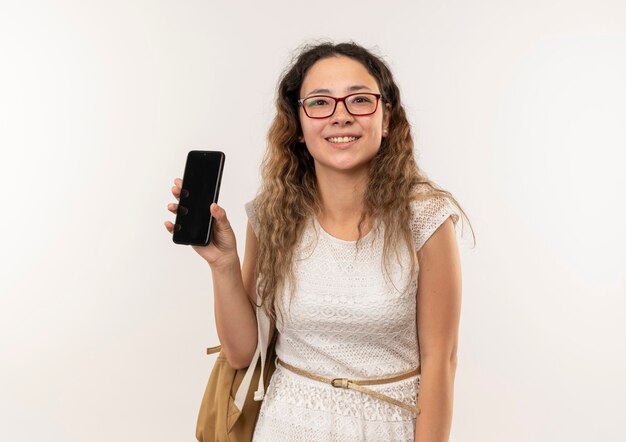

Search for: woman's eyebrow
xmin=347 ymin=84 xmax=372 ymax=92
xmin=304 ymin=85 xmax=373 ymax=97
xmin=306 ymin=88 xmax=332 ymax=96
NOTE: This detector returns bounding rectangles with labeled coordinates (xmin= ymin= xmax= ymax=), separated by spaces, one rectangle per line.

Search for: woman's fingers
xmin=166 ymin=179 xmax=184 ymax=235
xmin=164 ymin=220 xmax=182 ymax=233
xmin=172 ymin=178 xmax=183 ymax=200
xmin=168 ymin=203 xmax=189 ymax=216
xmin=167 ymin=202 xmax=189 ymax=214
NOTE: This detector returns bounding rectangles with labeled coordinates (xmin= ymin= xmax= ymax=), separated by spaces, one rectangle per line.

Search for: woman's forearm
xmin=414 ymin=357 xmax=457 ymax=441
xmin=210 ymin=258 xmax=258 ymax=369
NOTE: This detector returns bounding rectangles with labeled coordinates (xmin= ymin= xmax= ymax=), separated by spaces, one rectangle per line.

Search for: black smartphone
xmin=172 ymin=150 xmax=225 ymax=246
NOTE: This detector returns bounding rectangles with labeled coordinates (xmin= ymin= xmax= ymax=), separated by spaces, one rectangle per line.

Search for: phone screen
xmin=172 ymin=150 xmax=225 ymax=246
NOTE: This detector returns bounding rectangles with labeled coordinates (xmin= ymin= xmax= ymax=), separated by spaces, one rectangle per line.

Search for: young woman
xmin=166 ymin=42 xmax=469 ymax=442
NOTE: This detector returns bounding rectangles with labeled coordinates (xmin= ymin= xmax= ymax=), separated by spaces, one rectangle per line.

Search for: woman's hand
xmin=164 ymin=178 xmax=239 ymax=269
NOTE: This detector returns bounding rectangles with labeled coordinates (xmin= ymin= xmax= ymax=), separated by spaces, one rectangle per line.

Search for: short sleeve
xmin=410 ymin=195 xmax=459 ymax=252
xmin=244 ymin=199 xmax=260 ymax=237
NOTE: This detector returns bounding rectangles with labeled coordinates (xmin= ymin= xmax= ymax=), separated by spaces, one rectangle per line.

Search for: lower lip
xmin=326 ymin=138 xmax=359 ymax=149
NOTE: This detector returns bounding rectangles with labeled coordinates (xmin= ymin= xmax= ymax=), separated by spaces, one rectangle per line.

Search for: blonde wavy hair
xmin=254 ymin=42 xmax=473 ymax=320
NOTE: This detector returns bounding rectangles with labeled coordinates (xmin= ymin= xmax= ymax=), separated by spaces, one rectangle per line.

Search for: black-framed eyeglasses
xmin=298 ymin=93 xmax=383 ymax=119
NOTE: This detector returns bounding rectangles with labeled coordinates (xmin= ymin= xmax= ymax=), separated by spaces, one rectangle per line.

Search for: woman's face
xmin=298 ymin=56 xmax=389 ymax=178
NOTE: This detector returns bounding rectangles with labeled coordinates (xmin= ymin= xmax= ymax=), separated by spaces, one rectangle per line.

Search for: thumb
xmin=211 ymin=203 xmax=232 ymax=230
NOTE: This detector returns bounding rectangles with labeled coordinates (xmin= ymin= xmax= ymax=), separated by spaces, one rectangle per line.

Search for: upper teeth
xmin=328 ymin=136 xmax=357 ymax=143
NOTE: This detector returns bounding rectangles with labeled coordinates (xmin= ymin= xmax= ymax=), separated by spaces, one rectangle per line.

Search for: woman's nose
xmin=330 ymin=101 xmax=353 ymax=124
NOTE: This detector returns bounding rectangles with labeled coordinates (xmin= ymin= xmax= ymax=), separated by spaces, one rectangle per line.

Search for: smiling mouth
xmin=326 ymin=136 xmax=360 ymax=143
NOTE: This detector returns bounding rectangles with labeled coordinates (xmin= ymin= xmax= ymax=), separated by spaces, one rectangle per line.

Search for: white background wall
xmin=1 ymin=1 xmax=625 ymax=441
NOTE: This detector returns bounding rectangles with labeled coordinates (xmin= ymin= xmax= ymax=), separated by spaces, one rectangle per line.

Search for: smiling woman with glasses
xmin=166 ymin=41 xmax=473 ymax=442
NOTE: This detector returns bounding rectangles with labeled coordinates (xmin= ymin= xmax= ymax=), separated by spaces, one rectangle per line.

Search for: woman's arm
xmin=210 ymin=218 xmax=260 ymax=369
xmin=414 ymin=217 xmax=462 ymax=442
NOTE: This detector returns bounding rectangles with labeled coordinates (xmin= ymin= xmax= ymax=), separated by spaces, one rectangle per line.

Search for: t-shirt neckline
xmin=313 ymin=217 xmax=378 ymax=245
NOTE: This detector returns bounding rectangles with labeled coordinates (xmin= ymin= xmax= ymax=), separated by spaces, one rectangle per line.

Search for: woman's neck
xmin=314 ymin=167 xmax=373 ymax=237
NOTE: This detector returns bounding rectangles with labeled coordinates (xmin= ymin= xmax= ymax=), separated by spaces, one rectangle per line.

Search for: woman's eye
xmin=307 ymin=98 xmax=329 ymax=107
xmin=351 ymin=95 xmax=373 ymax=103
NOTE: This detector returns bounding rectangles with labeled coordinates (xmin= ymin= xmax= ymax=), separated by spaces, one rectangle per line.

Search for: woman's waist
xmin=267 ymin=364 xmax=420 ymax=420
xmin=275 ymin=344 xmax=419 ymax=379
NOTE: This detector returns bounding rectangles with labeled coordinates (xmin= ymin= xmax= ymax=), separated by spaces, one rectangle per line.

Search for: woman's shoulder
xmin=408 ymin=184 xmax=459 ymax=252
xmin=244 ymin=197 xmax=260 ymax=237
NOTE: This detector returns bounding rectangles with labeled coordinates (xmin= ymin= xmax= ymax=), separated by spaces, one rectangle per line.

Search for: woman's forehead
xmin=300 ymin=56 xmax=379 ymax=97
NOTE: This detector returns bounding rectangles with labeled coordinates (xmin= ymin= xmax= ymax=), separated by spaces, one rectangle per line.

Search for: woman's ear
xmin=298 ymin=135 xmax=305 ymax=143
xmin=382 ymin=103 xmax=391 ymax=137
